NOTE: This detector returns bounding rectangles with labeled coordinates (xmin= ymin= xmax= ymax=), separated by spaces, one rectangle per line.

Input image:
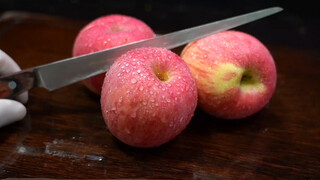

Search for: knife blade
xmin=0 ymin=7 xmax=282 ymax=99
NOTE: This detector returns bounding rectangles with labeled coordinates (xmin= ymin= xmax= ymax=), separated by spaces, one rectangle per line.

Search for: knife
xmin=0 ymin=7 xmax=282 ymax=99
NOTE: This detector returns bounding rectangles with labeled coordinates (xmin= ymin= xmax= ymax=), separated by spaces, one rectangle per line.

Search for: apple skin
xmin=181 ymin=30 xmax=277 ymax=119
xmin=73 ymin=14 xmax=155 ymax=95
xmin=101 ymin=47 xmax=197 ymax=148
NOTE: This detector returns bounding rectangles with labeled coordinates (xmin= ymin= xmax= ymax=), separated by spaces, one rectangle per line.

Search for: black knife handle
xmin=0 ymin=71 xmax=35 ymax=99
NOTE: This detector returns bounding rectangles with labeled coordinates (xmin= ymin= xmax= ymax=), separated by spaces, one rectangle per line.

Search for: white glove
xmin=0 ymin=49 xmax=28 ymax=128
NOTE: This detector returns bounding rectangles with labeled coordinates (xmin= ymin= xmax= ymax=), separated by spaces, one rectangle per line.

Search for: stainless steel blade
xmin=7 ymin=7 xmax=284 ymax=94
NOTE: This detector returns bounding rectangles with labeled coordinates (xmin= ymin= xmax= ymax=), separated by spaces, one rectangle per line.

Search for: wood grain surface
xmin=0 ymin=11 xmax=319 ymax=179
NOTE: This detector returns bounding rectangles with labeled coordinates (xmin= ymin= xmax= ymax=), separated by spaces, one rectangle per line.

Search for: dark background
xmin=0 ymin=0 xmax=319 ymax=49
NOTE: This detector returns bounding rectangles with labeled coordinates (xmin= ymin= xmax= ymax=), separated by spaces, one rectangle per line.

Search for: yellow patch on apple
xmin=195 ymin=62 xmax=266 ymax=95
xmin=211 ymin=63 xmax=243 ymax=94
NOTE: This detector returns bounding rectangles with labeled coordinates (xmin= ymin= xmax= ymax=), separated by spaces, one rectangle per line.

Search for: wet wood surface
xmin=0 ymin=11 xmax=319 ymax=179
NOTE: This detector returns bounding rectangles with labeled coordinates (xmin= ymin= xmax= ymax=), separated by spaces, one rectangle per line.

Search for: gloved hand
xmin=0 ymin=49 xmax=28 ymax=128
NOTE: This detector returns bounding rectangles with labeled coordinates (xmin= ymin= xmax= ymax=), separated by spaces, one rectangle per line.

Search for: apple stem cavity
xmin=155 ymin=71 xmax=169 ymax=82
xmin=240 ymin=71 xmax=255 ymax=85
xmin=152 ymin=66 xmax=170 ymax=82
xmin=240 ymin=70 xmax=264 ymax=92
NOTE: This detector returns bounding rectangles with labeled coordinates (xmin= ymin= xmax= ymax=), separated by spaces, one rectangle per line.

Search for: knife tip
xmin=273 ymin=6 xmax=284 ymax=12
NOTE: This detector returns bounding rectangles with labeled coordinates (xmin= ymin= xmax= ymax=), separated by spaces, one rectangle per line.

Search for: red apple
xmin=181 ymin=30 xmax=277 ymax=119
xmin=101 ymin=47 xmax=197 ymax=148
xmin=73 ymin=14 xmax=155 ymax=95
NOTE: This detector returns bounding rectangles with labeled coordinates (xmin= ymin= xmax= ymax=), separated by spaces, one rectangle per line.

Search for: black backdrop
xmin=0 ymin=0 xmax=319 ymax=48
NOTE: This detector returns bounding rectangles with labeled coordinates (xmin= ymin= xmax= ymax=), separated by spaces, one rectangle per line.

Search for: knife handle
xmin=0 ymin=71 xmax=35 ymax=99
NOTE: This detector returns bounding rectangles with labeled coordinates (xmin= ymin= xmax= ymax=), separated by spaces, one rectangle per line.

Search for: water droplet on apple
xmin=130 ymin=111 xmax=137 ymax=118
xmin=166 ymin=99 xmax=171 ymax=103
xmin=169 ymin=122 xmax=173 ymax=127
xmin=125 ymin=128 xmax=131 ymax=134
xmin=139 ymin=86 xmax=144 ymax=91
xmin=137 ymin=69 xmax=141 ymax=73
xmin=131 ymin=78 xmax=137 ymax=84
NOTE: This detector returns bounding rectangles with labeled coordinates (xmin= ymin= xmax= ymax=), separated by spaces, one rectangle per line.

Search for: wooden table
xmin=0 ymin=11 xmax=319 ymax=179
